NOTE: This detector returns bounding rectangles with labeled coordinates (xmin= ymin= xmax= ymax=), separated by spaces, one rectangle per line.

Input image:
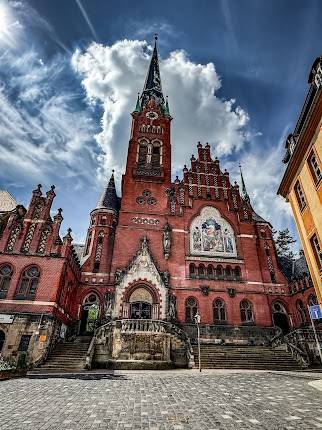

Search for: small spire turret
xmin=96 ymin=171 xmax=119 ymax=212
xmin=239 ymin=164 xmax=250 ymax=202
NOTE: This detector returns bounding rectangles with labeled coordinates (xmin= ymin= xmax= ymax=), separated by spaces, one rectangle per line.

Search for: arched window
xmin=151 ymin=144 xmax=161 ymax=167
xmin=297 ymin=300 xmax=307 ymax=324
xmin=216 ymin=265 xmax=223 ymax=278
xmin=185 ymin=297 xmax=198 ymax=323
xmin=97 ymin=232 xmax=104 ymax=245
xmin=234 ymin=266 xmax=241 ymax=279
xmin=189 ymin=263 xmax=196 ymax=278
xmin=308 ymin=294 xmax=318 ymax=306
xmin=207 ymin=265 xmax=214 ymax=279
xmin=15 ymin=266 xmax=40 ymax=300
xmin=138 ymin=142 xmax=148 ymax=165
xmin=240 ymin=300 xmax=254 ymax=323
xmin=0 ymin=265 xmax=12 ymax=299
xmin=198 ymin=264 xmax=205 ymax=278
xmin=85 ymin=232 xmax=92 ymax=256
xmin=225 ymin=266 xmax=232 ymax=278
xmin=213 ymin=298 xmax=227 ymax=323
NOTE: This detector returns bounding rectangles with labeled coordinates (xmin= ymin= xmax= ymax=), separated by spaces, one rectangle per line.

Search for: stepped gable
xmin=166 ymin=142 xmax=253 ymax=221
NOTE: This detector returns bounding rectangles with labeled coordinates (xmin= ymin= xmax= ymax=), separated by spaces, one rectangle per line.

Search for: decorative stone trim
xmin=131 ymin=217 xmax=160 ymax=225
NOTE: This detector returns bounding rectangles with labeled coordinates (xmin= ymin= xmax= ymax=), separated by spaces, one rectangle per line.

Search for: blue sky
xmin=0 ymin=0 xmax=321 ymax=246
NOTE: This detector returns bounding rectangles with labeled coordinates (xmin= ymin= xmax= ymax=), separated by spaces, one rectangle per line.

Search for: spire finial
xmin=154 ymin=33 xmax=158 ymax=41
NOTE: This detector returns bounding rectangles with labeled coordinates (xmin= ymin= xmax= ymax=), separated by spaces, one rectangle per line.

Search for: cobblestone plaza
xmin=1 ymin=371 xmax=322 ymax=430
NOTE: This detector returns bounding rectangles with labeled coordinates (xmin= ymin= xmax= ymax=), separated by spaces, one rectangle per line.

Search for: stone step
xmin=38 ymin=337 xmax=92 ymax=372
xmin=192 ymin=345 xmax=300 ymax=370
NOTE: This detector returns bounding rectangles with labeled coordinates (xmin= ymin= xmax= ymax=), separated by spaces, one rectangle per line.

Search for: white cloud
xmin=0 ymin=49 xmax=98 ymax=188
xmin=72 ymin=39 xmax=296 ymax=235
xmin=72 ymin=39 xmax=251 ymax=183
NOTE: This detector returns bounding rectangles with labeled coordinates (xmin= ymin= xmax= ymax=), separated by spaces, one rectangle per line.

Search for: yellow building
xmin=278 ymin=56 xmax=322 ymax=305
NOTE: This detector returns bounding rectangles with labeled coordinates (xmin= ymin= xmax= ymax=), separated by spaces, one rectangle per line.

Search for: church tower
xmin=121 ymin=37 xmax=172 ymax=214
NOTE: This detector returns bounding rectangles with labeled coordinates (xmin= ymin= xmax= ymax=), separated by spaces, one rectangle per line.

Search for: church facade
xmin=0 ymin=41 xmax=318 ymax=367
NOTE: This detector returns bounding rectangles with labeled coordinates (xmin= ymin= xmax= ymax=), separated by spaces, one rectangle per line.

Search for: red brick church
xmin=0 ymin=40 xmax=318 ymax=368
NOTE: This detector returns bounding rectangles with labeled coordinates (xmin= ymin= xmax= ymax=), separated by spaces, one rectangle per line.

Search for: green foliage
xmin=273 ymin=228 xmax=297 ymax=259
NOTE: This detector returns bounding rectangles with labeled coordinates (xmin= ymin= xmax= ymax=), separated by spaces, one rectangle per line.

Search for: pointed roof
xmin=239 ymin=165 xmax=250 ymax=201
xmin=0 ymin=190 xmax=18 ymax=214
xmin=141 ymin=36 xmax=165 ymax=110
xmin=96 ymin=172 xmax=119 ymax=211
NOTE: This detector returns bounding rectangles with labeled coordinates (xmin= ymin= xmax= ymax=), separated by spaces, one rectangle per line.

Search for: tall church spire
xmin=239 ymin=164 xmax=250 ymax=202
xmin=141 ymin=35 xmax=165 ymax=111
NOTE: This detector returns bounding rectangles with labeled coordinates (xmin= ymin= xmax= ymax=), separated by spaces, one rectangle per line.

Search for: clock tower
xmin=121 ymin=37 xmax=172 ymax=214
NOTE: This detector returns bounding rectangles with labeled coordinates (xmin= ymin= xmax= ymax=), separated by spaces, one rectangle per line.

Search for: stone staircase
xmin=35 ymin=336 xmax=92 ymax=373
xmin=193 ymin=345 xmax=301 ymax=370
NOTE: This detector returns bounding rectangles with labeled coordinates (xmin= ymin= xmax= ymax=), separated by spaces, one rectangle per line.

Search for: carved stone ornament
xmin=113 ymin=236 xmax=170 ymax=320
xmin=228 ymin=288 xmax=236 ymax=298
xmin=163 ymin=222 xmax=172 ymax=259
xmin=104 ymin=291 xmax=115 ymax=320
xmin=168 ymin=294 xmax=177 ymax=321
xmin=200 ymin=285 xmax=210 ymax=296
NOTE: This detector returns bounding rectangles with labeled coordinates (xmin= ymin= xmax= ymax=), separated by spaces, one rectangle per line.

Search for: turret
xmin=82 ymin=173 xmax=119 ymax=274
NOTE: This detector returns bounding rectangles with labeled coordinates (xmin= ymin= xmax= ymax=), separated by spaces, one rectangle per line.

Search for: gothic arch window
xmin=225 ymin=266 xmax=232 ymax=278
xmin=15 ymin=266 xmax=40 ymax=300
xmin=190 ymin=207 xmax=237 ymax=257
xmin=216 ymin=265 xmax=223 ymax=278
xmin=185 ymin=297 xmax=198 ymax=323
xmin=213 ymin=298 xmax=227 ymax=323
xmin=189 ymin=263 xmax=196 ymax=278
xmin=308 ymin=294 xmax=318 ymax=306
xmin=207 ymin=265 xmax=214 ymax=279
xmin=240 ymin=299 xmax=254 ymax=323
xmin=93 ymin=232 xmax=104 ymax=272
xmin=234 ymin=266 xmax=241 ymax=279
xmin=85 ymin=232 xmax=92 ymax=256
xmin=137 ymin=139 xmax=149 ymax=165
xmin=0 ymin=264 xmax=13 ymax=299
xmin=297 ymin=300 xmax=307 ymax=325
xmin=198 ymin=264 xmax=205 ymax=278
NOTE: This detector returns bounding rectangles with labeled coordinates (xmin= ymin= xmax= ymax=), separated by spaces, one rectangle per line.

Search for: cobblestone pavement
xmin=0 ymin=371 xmax=322 ymax=430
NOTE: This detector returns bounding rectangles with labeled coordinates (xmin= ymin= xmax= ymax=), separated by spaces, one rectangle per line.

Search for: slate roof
xmin=140 ymin=38 xmax=165 ymax=110
xmin=96 ymin=174 xmax=120 ymax=211
xmin=278 ymin=254 xmax=309 ymax=281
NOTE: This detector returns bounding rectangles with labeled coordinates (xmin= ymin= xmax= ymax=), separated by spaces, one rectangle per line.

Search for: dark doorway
xmin=273 ymin=312 xmax=290 ymax=334
xmin=0 ymin=330 xmax=5 ymax=352
xmin=80 ymin=304 xmax=99 ymax=334
xmin=130 ymin=301 xmax=152 ymax=319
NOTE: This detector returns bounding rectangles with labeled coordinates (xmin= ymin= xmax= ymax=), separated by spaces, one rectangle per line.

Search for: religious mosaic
xmin=190 ymin=206 xmax=237 ymax=257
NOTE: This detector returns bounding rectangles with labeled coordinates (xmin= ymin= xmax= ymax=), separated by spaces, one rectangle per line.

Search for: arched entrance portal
xmin=80 ymin=293 xmax=100 ymax=334
xmin=122 ymin=285 xmax=159 ymax=319
xmin=272 ymin=302 xmax=290 ymax=334
xmin=0 ymin=330 xmax=5 ymax=352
